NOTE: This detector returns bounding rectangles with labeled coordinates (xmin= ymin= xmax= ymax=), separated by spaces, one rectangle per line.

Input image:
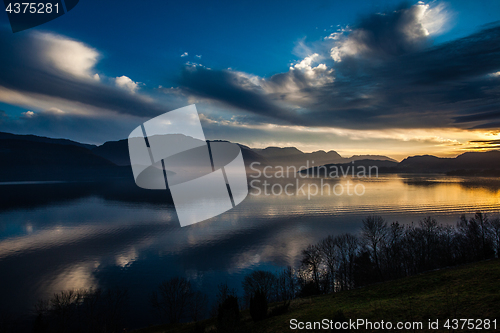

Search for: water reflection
xmin=0 ymin=175 xmax=499 ymax=327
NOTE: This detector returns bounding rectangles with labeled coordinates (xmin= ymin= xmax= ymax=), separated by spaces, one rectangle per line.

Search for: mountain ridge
xmin=2 ymin=131 xmax=500 ymax=181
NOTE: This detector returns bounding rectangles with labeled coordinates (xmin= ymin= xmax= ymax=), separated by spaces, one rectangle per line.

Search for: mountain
xmin=344 ymin=155 xmax=398 ymax=163
xmin=0 ymin=139 xmax=130 ymax=182
xmin=91 ymin=138 xmax=272 ymax=168
xmin=3 ymin=131 xmax=500 ymax=181
xmin=253 ymin=146 xmax=396 ymax=168
xmin=299 ymin=159 xmax=399 ymax=176
xmin=0 ymin=132 xmax=96 ymax=150
xmin=254 ymin=147 xmax=337 ymax=167
xmin=398 ymin=150 xmax=500 ymax=172
xmin=92 ymin=139 xmax=130 ymax=166
xmin=301 ymin=150 xmax=500 ymax=176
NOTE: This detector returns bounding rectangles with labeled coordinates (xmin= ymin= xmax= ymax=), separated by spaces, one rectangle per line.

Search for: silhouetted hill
xmin=253 ymin=146 xmax=395 ymax=168
xmin=399 ymin=150 xmax=500 ymax=172
xmin=254 ymin=147 xmax=342 ymax=166
xmin=300 ymin=159 xmax=399 ymax=176
xmin=238 ymin=146 xmax=271 ymax=167
xmin=92 ymin=139 xmax=130 ymax=166
xmin=302 ymin=150 xmax=500 ymax=176
xmin=92 ymin=138 xmax=272 ymax=168
xmin=0 ymin=131 xmax=96 ymax=150
xmin=3 ymin=131 xmax=500 ymax=181
xmin=344 ymin=155 xmax=398 ymax=163
xmin=0 ymin=139 xmax=130 ymax=182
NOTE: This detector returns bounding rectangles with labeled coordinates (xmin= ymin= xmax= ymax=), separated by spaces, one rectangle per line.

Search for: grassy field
xmin=133 ymin=259 xmax=500 ymax=332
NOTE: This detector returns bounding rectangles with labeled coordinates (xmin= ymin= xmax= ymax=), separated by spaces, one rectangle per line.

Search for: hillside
xmin=0 ymin=139 xmax=130 ymax=181
xmin=253 ymin=146 xmax=395 ymax=168
xmin=91 ymin=138 xmax=272 ymax=168
xmin=302 ymin=150 xmax=500 ymax=176
xmin=0 ymin=131 xmax=96 ymax=150
xmin=399 ymin=150 xmax=500 ymax=172
xmin=133 ymin=259 xmax=500 ymax=333
xmin=3 ymin=131 xmax=500 ymax=181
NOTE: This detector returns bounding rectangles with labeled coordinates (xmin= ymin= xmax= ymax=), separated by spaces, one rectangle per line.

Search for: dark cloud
xmin=339 ymin=2 xmax=431 ymax=60
xmin=177 ymin=66 xmax=294 ymax=122
xmin=176 ymin=4 xmax=500 ymax=130
xmin=0 ymin=29 xmax=175 ymax=118
xmin=466 ymin=139 xmax=500 ymax=149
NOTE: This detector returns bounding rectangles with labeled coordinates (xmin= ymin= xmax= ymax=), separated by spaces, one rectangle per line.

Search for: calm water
xmin=1 ymin=174 xmax=499 ymax=327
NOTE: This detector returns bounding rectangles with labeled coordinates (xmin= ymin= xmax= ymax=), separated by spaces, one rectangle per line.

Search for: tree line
xmin=297 ymin=212 xmax=500 ymax=295
xmin=24 ymin=212 xmax=500 ymax=332
xmin=149 ymin=212 xmax=500 ymax=329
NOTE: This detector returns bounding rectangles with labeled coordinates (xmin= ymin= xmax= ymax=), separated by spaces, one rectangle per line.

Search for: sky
xmin=1 ymin=0 xmax=500 ymax=160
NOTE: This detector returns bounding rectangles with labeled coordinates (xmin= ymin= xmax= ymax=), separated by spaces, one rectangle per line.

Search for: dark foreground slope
xmin=134 ymin=259 xmax=500 ymax=333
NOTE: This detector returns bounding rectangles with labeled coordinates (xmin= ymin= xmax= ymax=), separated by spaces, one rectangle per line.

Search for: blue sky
xmin=33 ymin=0 xmax=500 ymax=83
xmin=1 ymin=0 xmax=500 ymax=159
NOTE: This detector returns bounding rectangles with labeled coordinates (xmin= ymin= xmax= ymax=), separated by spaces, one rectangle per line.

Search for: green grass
xmin=133 ymin=259 xmax=500 ymax=332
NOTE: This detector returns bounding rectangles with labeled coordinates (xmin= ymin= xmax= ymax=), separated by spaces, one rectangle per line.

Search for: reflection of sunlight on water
xmin=242 ymin=175 xmax=500 ymax=218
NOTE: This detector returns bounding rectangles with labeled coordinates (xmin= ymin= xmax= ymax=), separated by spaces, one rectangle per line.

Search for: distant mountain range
xmin=300 ymin=151 xmax=500 ymax=177
xmin=252 ymin=146 xmax=396 ymax=168
xmin=1 ymin=131 xmax=500 ymax=181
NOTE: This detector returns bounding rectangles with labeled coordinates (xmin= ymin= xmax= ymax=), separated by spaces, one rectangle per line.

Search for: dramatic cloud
xmin=1 ymin=1 xmax=499 ymax=158
xmin=328 ymin=2 xmax=449 ymax=62
xmin=177 ymin=66 xmax=295 ymax=122
xmin=0 ymin=29 xmax=177 ymax=119
xmin=176 ymin=2 xmax=500 ymax=131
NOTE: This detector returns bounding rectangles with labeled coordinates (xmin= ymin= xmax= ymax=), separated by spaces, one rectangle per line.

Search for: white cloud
xmin=22 ymin=111 xmax=34 ymax=118
xmin=36 ymin=32 xmax=100 ymax=79
xmin=181 ymin=52 xmax=188 ymax=57
xmin=115 ymin=75 xmax=139 ymax=93
xmin=195 ymin=54 xmax=202 ymax=59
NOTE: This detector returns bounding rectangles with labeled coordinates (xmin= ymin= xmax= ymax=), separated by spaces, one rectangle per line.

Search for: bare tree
xmin=211 ymin=282 xmax=237 ymax=318
xmin=319 ymin=235 xmax=337 ymax=292
xmin=490 ymin=217 xmax=500 ymax=258
xmin=361 ymin=215 xmax=387 ymax=279
xmin=33 ymin=288 xmax=128 ymax=333
xmin=150 ymin=277 xmax=193 ymax=324
xmin=242 ymin=270 xmax=277 ymax=304
xmin=275 ymin=266 xmax=297 ymax=301
xmin=300 ymin=244 xmax=323 ymax=293
xmin=335 ymin=233 xmax=359 ymax=290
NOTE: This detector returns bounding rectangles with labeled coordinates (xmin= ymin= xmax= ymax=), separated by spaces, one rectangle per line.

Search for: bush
xmin=216 ymin=295 xmax=239 ymax=333
xmin=249 ymin=290 xmax=267 ymax=321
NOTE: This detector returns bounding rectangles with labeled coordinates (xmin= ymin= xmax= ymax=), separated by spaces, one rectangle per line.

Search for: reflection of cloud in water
xmin=2 ymin=175 xmax=500 ymax=322
xmin=42 ymin=262 xmax=99 ymax=294
xmin=115 ymin=247 xmax=139 ymax=268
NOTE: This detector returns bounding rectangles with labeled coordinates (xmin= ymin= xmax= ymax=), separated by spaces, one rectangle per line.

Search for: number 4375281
xmin=5 ymin=2 xmax=59 ymax=14
xmin=444 ymin=319 xmax=497 ymax=330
